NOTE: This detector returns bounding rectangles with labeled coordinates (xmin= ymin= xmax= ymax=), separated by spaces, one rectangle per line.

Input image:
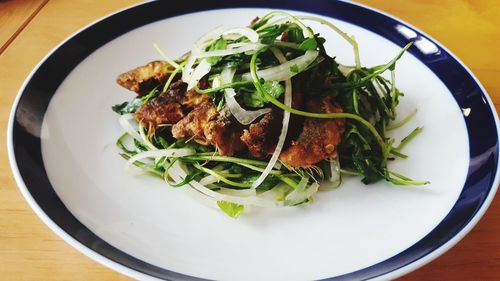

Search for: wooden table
xmin=1 ymin=1 xmax=498 ymax=280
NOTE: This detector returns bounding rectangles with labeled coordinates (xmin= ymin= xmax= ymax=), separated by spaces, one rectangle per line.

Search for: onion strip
xmin=241 ymin=50 xmax=318 ymax=81
xmin=119 ymin=114 xmax=141 ymax=141
xmin=218 ymin=67 xmax=271 ymax=125
xmin=187 ymin=59 xmax=211 ymax=90
xmin=169 ymin=161 xmax=281 ymax=207
xmin=125 ymin=148 xmax=195 ymax=170
xmin=197 ymin=43 xmax=265 ymax=58
xmin=251 ymin=47 xmax=292 ymax=189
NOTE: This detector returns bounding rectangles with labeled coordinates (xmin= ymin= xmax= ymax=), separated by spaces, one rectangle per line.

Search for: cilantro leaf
xmin=217 ymin=201 xmax=244 ymax=218
xmin=298 ymin=37 xmax=318 ymax=51
xmin=206 ymin=36 xmax=228 ymax=65
xmin=243 ymin=80 xmax=284 ymax=108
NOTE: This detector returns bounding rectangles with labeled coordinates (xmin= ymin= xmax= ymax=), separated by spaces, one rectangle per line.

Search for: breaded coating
xmin=279 ymin=96 xmax=345 ymax=168
xmin=117 ymin=60 xmax=170 ymax=95
xmin=171 ymin=101 xmax=218 ymax=145
xmin=240 ymin=111 xmax=281 ymax=158
xmin=205 ymin=107 xmax=246 ymax=156
xmin=135 ymin=81 xmax=210 ymax=132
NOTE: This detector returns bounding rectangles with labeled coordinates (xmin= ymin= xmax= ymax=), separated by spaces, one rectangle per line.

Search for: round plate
xmin=8 ymin=1 xmax=499 ymax=280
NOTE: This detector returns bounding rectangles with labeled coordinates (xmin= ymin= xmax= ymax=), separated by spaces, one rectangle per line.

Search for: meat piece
xmin=172 ymin=103 xmax=245 ymax=155
xmin=240 ymin=111 xmax=282 ymax=158
xmin=279 ymin=96 xmax=345 ymax=168
xmin=134 ymin=80 xmax=186 ymax=132
xmin=171 ymin=101 xmax=218 ymax=145
xmin=240 ymin=74 xmax=307 ymax=158
xmin=135 ymin=101 xmax=184 ymax=133
xmin=135 ymin=80 xmax=210 ymax=133
xmin=117 ymin=60 xmax=171 ymax=95
xmin=181 ymin=88 xmax=211 ymax=108
xmin=205 ymin=107 xmax=246 ymax=155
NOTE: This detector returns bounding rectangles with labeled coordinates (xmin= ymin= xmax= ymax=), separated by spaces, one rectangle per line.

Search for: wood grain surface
xmin=0 ymin=1 xmax=498 ymax=280
xmin=0 ymin=0 xmax=48 ymax=54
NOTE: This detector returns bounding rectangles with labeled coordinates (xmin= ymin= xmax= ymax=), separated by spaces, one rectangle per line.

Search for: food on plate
xmin=112 ymin=12 xmax=428 ymax=218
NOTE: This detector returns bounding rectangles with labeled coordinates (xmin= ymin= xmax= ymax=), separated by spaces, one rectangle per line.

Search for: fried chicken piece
xmin=117 ymin=60 xmax=171 ymax=95
xmin=240 ymin=110 xmax=282 ymax=158
xmin=171 ymin=102 xmax=245 ymax=155
xmin=240 ymin=74 xmax=306 ymax=158
xmin=279 ymin=96 xmax=345 ymax=168
xmin=205 ymin=107 xmax=246 ymax=155
xmin=135 ymin=80 xmax=210 ymax=133
xmin=171 ymin=101 xmax=218 ymax=145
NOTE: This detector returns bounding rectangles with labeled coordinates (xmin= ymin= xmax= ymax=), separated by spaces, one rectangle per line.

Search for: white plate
xmin=8 ymin=2 xmax=499 ymax=280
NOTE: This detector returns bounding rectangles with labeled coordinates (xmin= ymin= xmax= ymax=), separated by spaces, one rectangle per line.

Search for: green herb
xmin=217 ymin=200 xmax=244 ymax=218
xmin=114 ymin=12 xmax=428 ymax=219
xmin=298 ymin=37 xmax=318 ymax=51
xmin=206 ymin=36 xmax=228 ymax=65
xmin=243 ymin=80 xmax=284 ymax=108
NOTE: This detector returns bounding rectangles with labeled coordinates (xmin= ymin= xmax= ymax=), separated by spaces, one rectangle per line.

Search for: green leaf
xmin=112 ymin=87 xmax=159 ymax=115
xmin=217 ymin=200 xmax=244 ymax=218
xmin=298 ymin=37 xmax=318 ymax=51
xmin=206 ymin=36 xmax=228 ymax=65
xmin=285 ymin=26 xmax=305 ymax=43
xmin=170 ymin=171 xmax=203 ymax=187
xmin=243 ymin=80 xmax=284 ymax=108
xmin=111 ymin=98 xmax=143 ymax=115
xmin=258 ymin=24 xmax=287 ymax=44
xmin=289 ymin=64 xmax=299 ymax=73
xmin=141 ymin=87 xmax=160 ymax=103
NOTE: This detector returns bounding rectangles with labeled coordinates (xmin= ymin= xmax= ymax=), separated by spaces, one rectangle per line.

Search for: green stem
xmin=193 ymin=163 xmax=252 ymax=188
xmin=255 ymin=11 xmax=314 ymax=38
xmin=162 ymin=60 xmax=187 ymax=93
xmin=250 ymin=49 xmax=385 ymax=149
xmin=194 ymin=81 xmax=254 ymax=94
xmin=396 ymin=127 xmax=423 ymax=151
xmin=388 ymin=109 xmax=417 ymax=130
xmin=182 ymin=155 xmax=269 ymax=167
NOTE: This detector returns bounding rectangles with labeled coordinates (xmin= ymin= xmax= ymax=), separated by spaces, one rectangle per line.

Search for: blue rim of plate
xmin=8 ymin=1 xmax=499 ymax=280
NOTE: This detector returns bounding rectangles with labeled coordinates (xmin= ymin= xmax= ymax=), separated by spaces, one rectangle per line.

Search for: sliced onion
xmin=258 ymin=183 xmax=290 ymax=201
xmin=225 ymin=88 xmax=271 ymax=125
xmin=218 ymin=187 xmax=256 ymax=197
xmin=181 ymin=49 xmax=199 ymax=83
xmin=241 ymin=50 xmax=319 ymax=81
xmin=197 ymin=43 xmax=265 ymax=58
xmin=195 ymin=25 xmax=227 ymax=48
xmin=337 ymin=64 xmax=356 ymax=77
xmin=184 ymin=26 xmax=259 ymax=83
xmin=218 ymin=67 xmax=271 ymax=125
xmin=220 ymin=66 xmax=236 ymax=83
xmin=183 ymin=26 xmax=222 ymax=82
xmin=187 ymin=58 xmax=211 ymax=90
xmin=199 ymin=174 xmax=218 ymax=185
xmin=222 ymin=27 xmax=259 ymax=43
xmin=125 ymin=148 xmax=195 ymax=170
xmin=251 ymin=48 xmax=292 ymax=189
xmin=169 ymin=161 xmax=281 ymax=207
xmin=285 ymin=182 xmax=319 ymax=206
xmin=119 ymin=114 xmax=142 ymax=141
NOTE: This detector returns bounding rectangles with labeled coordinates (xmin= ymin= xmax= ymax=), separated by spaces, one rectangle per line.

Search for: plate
xmin=7 ymin=1 xmax=499 ymax=280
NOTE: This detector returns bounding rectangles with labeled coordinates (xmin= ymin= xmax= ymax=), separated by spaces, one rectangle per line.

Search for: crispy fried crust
xmin=205 ymin=107 xmax=246 ymax=155
xmin=171 ymin=103 xmax=245 ymax=155
xmin=171 ymin=101 xmax=218 ymax=145
xmin=240 ymin=111 xmax=282 ymax=158
xmin=117 ymin=60 xmax=171 ymax=95
xmin=279 ymin=96 xmax=345 ymax=168
xmin=135 ymin=81 xmax=210 ymax=133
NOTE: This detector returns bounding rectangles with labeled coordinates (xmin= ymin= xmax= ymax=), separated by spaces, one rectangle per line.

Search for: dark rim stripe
xmin=10 ymin=1 xmax=498 ymax=280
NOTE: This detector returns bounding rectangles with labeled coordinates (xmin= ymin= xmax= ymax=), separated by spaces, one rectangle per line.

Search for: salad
xmin=112 ymin=12 xmax=428 ymax=218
